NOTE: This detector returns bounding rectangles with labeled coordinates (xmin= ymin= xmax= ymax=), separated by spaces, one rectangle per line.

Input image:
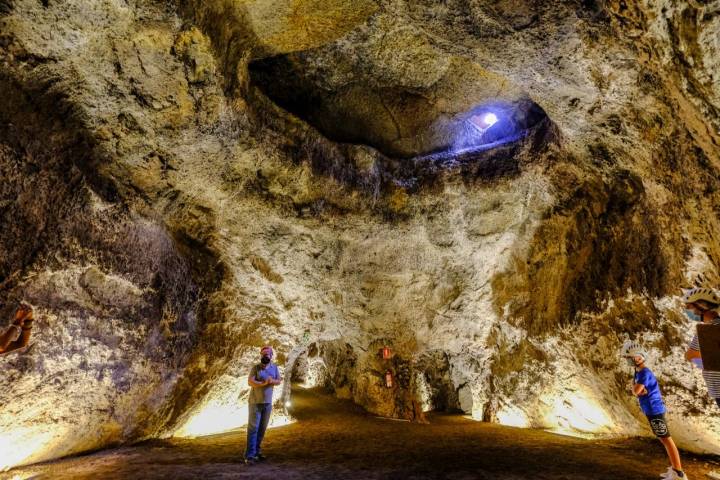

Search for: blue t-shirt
xmin=249 ymin=363 xmax=280 ymax=404
xmin=634 ymin=367 xmax=665 ymax=416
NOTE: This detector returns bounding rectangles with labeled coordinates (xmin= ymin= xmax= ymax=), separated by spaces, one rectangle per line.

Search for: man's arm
xmin=685 ymin=348 xmax=701 ymax=361
xmin=269 ymin=368 xmax=282 ymax=386
xmin=248 ymin=367 xmax=269 ymax=388
xmin=686 ymin=334 xmax=702 ymax=361
xmin=13 ymin=320 xmax=32 ymax=350
xmin=9 ymin=309 xmax=33 ymax=350
xmin=0 ymin=326 xmax=19 ymax=353
xmin=0 ymin=307 xmax=28 ymax=353
xmin=248 ymin=376 xmax=268 ymax=387
xmin=2 ymin=308 xmax=33 ymax=353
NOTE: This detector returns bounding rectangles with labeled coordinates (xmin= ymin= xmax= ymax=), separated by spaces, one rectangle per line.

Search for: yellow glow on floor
xmin=174 ymin=400 xmax=250 ymax=438
xmin=496 ymin=405 xmax=530 ymax=428
xmin=0 ymin=427 xmax=56 ymax=471
xmin=174 ymin=400 xmax=294 ymax=438
xmin=9 ymin=473 xmax=39 ymax=480
xmin=544 ymin=391 xmax=613 ymax=437
xmin=268 ymin=412 xmax=294 ymax=428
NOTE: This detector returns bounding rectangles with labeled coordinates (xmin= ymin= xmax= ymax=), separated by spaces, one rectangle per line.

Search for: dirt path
xmin=4 ymin=387 xmax=720 ymax=479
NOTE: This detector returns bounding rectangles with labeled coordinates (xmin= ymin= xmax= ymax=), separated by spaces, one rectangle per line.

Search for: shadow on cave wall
xmin=491 ymin=162 xmax=688 ymax=337
xmin=0 ymin=71 xmax=105 ymax=313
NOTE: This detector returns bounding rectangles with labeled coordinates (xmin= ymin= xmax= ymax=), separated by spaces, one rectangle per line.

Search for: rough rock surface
xmin=0 ymin=0 xmax=720 ymax=470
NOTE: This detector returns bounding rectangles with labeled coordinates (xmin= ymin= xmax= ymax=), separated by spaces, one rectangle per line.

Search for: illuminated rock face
xmin=1 ymin=0 xmax=720 ymax=469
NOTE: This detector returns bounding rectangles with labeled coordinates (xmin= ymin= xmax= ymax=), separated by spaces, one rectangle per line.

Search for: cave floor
xmin=5 ymin=387 xmax=720 ymax=480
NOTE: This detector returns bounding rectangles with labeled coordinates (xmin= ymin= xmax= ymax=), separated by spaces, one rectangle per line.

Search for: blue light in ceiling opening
xmin=469 ymin=112 xmax=498 ymax=132
xmin=448 ymin=105 xmax=522 ymax=156
xmin=414 ymin=99 xmax=547 ymax=166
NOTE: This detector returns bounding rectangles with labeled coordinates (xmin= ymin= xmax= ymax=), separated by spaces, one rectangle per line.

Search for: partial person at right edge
xmin=0 ymin=302 xmax=34 ymax=354
xmin=682 ymin=287 xmax=720 ymax=408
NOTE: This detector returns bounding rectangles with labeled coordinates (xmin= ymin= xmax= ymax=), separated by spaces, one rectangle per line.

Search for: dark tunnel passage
xmin=248 ymin=55 xmax=553 ymax=164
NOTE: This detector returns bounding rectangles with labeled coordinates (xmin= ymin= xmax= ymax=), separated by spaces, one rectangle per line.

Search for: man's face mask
xmin=261 ymin=355 xmax=271 ymax=365
xmin=685 ymin=309 xmax=703 ymax=322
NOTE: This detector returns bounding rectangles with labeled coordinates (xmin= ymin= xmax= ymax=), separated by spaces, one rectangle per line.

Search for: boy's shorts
xmin=646 ymin=413 xmax=670 ymax=438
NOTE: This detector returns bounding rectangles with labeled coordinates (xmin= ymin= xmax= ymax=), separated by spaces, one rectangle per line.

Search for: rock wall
xmin=1 ymin=0 xmax=720 ymax=469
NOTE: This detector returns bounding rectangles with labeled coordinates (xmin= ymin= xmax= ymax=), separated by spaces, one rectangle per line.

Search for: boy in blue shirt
xmin=622 ymin=341 xmax=687 ymax=480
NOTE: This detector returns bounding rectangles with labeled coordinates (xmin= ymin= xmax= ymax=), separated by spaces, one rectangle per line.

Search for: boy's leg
xmin=245 ymin=403 xmax=261 ymax=459
xmin=648 ymin=415 xmax=682 ymax=474
xmin=658 ymin=436 xmax=682 ymax=472
xmin=256 ymin=403 xmax=272 ymax=455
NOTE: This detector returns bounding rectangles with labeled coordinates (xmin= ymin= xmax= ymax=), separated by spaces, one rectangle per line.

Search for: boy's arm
xmin=632 ymin=370 xmax=649 ymax=396
xmin=632 ymin=383 xmax=648 ymax=396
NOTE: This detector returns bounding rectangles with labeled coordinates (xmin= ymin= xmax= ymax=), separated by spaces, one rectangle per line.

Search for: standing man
xmin=682 ymin=287 xmax=720 ymax=408
xmin=245 ymin=345 xmax=281 ymax=465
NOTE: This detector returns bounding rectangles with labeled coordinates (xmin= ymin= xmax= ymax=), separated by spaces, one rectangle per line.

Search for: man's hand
xmin=12 ymin=312 xmax=25 ymax=327
xmin=686 ymin=348 xmax=701 ymax=362
xmin=12 ymin=306 xmax=32 ymax=326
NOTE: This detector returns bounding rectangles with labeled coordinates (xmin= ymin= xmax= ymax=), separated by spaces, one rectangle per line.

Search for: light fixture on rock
xmin=385 ymin=370 xmax=394 ymax=388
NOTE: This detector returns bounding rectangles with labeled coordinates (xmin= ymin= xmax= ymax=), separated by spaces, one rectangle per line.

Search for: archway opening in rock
xmin=279 ymin=340 xmax=468 ymax=424
xmin=281 ymin=342 xmax=329 ymax=410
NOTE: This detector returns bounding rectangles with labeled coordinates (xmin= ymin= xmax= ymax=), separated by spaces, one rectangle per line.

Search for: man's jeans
xmin=245 ymin=402 xmax=272 ymax=459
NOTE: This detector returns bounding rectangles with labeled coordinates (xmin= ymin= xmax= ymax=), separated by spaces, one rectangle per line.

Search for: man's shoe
xmin=256 ymin=454 xmax=267 ymax=461
xmin=244 ymin=457 xmax=258 ymax=465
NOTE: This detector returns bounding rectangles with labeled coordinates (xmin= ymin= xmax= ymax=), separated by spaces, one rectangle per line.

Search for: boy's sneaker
xmin=662 ymin=469 xmax=687 ymax=480
xmin=660 ymin=467 xmax=674 ymax=478
xmin=244 ymin=457 xmax=258 ymax=465
xmin=256 ymin=454 xmax=267 ymax=461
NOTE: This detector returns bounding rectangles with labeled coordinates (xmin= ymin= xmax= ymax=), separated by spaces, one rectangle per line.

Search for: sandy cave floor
xmin=4 ymin=388 xmax=720 ymax=480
